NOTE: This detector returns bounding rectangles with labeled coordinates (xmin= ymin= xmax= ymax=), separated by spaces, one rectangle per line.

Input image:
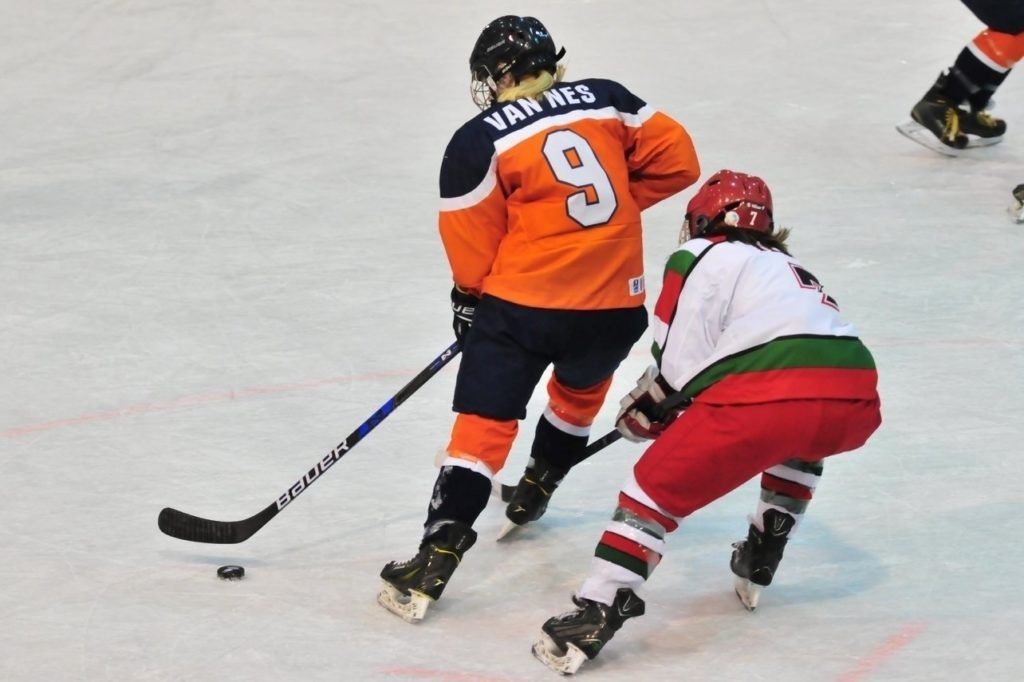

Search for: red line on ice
xmin=0 ymin=369 xmax=409 ymax=438
xmin=2 ymin=345 xmax=644 ymax=439
xmin=836 ymin=623 xmax=926 ymax=682
xmin=381 ymin=667 xmax=518 ymax=682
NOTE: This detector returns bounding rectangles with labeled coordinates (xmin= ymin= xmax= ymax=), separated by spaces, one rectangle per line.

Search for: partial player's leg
xmin=533 ymin=479 xmax=676 ymax=674
xmin=378 ymin=513 xmax=479 ymax=623
xmin=731 ymin=458 xmax=823 ymax=611
xmin=533 ymin=588 xmax=646 ymax=674
xmin=503 ymin=305 xmax=647 ymax=538
xmin=955 ymin=29 xmax=1023 ymax=138
xmin=903 ymin=70 xmax=970 ymax=151
xmin=379 ymin=296 xmax=549 ymax=621
xmin=899 ymin=29 xmax=1024 ymax=153
xmin=960 ymin=0 xmax=1024 ymax=38
xmin=500 ymin=375 xmax=612 ymax=538
xmin=533 ymin=398 xmax=880 ymax=673
xmin=534 ymin=404 xmax=755 ymax=672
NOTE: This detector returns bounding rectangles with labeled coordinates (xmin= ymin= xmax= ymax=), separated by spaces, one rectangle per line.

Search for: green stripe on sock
xmin=778 ymin=458 xmax=824 ymax=476
xmin=760 ymin=490 xmax=811 ymax=515
xmin=595 ymin=544 xmax=650 ymax=578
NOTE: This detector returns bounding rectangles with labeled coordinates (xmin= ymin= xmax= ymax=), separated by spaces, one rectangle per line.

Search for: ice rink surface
xmin=2 ymin=1 xmax=1023 ymax=680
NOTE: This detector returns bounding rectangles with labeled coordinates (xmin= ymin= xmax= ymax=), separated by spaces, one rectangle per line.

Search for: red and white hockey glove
xmin=615 ymin=366 xmax=680 ymax=442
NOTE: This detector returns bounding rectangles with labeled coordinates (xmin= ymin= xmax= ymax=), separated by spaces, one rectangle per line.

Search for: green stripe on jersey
xmin=680 ymin=335 xmax=875 ymax=399
xmin=664 ymin=249 xmax=698 ymax=277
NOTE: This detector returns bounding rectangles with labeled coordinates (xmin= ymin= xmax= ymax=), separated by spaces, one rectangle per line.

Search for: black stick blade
xmin=158 ymin=505 xmax=275 ymax=544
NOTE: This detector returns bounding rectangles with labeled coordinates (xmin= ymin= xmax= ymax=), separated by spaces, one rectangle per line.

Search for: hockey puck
xmin=217 ymin=565 xmax=245 ymax=580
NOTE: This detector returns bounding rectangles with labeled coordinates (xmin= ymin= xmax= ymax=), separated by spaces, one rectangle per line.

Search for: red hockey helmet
xmin=682 ymin=170 xmax=774 ymax=241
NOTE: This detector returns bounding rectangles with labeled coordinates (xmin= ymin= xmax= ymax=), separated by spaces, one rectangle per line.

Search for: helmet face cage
xmin=680 ymin=214 xmax=705 ymax=244
xmin=470 ymin=68 xmax=499 ymax=110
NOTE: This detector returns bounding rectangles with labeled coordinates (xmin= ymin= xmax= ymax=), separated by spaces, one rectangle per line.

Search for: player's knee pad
xmin=971 ymin=29 xmax=1024 ymax=70
xmin=447 ymin=413 xmax=518 ymax=474
xmin=759 ymin=458 xmax=823 ymax=519
xmin=545 ymin=374 xmax=613 ymax=433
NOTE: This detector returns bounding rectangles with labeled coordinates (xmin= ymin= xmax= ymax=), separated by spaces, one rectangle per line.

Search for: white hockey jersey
xmin=651 ymin=235 xmax=877 ymax=405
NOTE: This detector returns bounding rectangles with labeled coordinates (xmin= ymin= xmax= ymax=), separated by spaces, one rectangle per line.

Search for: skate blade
xmin=532 ymin=632 xmax=588 ymax=675
xmin=496 ymin=519 xmax=524 ymax=541
xmin=967 ymin=134 xmax=1003 ymax=148
xmin=733 ymin=576 xmax=762 ymax=612
xmin=896 ymin=119 xmax=1002 ymax=155
xmin=377 ymin=581 xmax=432 ymax=623
xmin=895 ymin=120 xmax=965 ymax=157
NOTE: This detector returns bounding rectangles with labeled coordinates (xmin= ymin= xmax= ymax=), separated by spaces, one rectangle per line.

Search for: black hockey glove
xmin=451 ymin=285 xmax=479 ymax=343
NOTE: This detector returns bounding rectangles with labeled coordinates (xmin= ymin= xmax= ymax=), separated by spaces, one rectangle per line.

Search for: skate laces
xmin=942 ymin=109 xmax=961 ymax=142
xmin=974 ymin=110 xmax=1000 ymax=129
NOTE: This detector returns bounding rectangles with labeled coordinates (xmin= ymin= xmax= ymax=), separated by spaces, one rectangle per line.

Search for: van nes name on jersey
xmin=482 ymin=84 xmax=597 ymax=131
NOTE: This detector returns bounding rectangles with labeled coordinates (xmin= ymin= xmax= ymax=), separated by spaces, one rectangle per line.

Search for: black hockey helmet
xmin=469 ymin=16 xmax=565 ymax=107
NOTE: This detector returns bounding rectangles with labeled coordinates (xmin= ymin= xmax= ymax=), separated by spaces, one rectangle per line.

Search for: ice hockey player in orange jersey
xmin=897 ymin=0 xmax=1024 ymax=154
xmin=378 ymin=15 xmax=700 ymax=623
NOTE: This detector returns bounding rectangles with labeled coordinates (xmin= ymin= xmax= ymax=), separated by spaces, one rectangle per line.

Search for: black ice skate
xmin=896 ymin=72 xmax=1008 ymax=155
xmin=533 ymin=588 xmax=645 ymax=675
xmin=896 ymin=73 xmax=970 ymax=155
xmin=730 ymin=508 xmax=796 ymax=612
xmin=497 ymin=457 xmax=568 ymax=540
xmin=377 ymin=521 xmax=477 ymax=623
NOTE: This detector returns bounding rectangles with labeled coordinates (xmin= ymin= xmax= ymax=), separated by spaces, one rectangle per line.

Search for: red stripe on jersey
xmin=618 ymin=492 xmax=679 ymax=532
xmin=653 ymin=269 xmax=684 ymax=326
xmin=696 ymin=367 xmax=879 ymax=404
xmin=761 ymin=472 xmax=814 ymax=500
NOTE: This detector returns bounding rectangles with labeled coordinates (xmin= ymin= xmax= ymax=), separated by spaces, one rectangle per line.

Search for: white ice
xmin=2 ymin=1 xmax=1023 ymax=680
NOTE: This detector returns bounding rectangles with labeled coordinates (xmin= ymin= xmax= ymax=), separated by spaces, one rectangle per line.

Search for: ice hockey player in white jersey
xmin=532 ymin=170 xmax=882 ymax=675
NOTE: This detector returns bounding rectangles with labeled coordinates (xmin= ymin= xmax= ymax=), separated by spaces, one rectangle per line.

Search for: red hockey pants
xmin=634 ymin=397 xmax=882 ymax=519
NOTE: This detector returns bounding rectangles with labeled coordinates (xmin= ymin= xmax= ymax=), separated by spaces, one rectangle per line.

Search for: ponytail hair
xmin=497 ymin=64 xmax=567 ymax=103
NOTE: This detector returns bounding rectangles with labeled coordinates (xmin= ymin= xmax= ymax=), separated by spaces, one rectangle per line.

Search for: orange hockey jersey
xmin=438 ymin=79 xmax=700 ymax=310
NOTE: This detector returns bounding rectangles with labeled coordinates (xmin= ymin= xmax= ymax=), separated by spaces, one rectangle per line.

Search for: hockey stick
xmin=494 ymin=390 xmax=693 ymax=503
xmin=158 ymin=341 xmax=461 ymax=544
